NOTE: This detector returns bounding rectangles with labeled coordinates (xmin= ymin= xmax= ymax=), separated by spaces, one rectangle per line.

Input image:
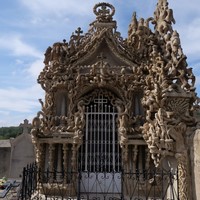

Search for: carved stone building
xmin=31 ymin=1 xmax=198 ymax=199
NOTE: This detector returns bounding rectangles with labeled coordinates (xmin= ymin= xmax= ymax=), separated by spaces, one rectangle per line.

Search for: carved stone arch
xmin=76 ymin=87 xmax=125 ymax=103
xmin=83 ymin=88 xmax=119 ymax=101
xmin=77 ymin=88 xmax=129 ymax=172
xmin=74 ymin=87 xmax=145 ymax=150
xmin=71 ymin=85 xmax=127 ymax=119
xmin=67 ymin=86 xmax=127 ymax=137
xmin=78 ymin=89 xmax=128 ymax=142
xmin=75 ymin=88 xmax=125 ymax=118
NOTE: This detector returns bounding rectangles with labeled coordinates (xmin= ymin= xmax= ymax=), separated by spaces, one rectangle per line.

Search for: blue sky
xmin=0 ymin=0 xmax=200 ymax=126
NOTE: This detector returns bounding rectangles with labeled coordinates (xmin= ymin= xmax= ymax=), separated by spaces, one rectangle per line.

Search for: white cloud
xmin=15 ymin=59 xmax=24 ymax=65
xmin=19 ymin=0 xmax=99 ymax=17
xmin=169 ymin=0 xmax=200 ymax=17
xmin=0 ymin=111 xmax=10 ymax=116
xmin=195 ymin=75 xmax=200 ymax=86
xmin=0 ymin=84 xmax=44 ymax=126
xmin=0 ymin=35 xmax=42 ymax=58
xmin=0 ymin=84 xmax=44 ymax=127
xmin=193 ymin=76 xmax=200 ymax=97
xmin=188 ymin=61 xmax=200 ymax=95
xmin=0 ymin=113 xmax=35 ymax=127
xmin=172 ymin=19 xmax=200 ymax=64
xmin=26 ymin=59 xmax=44 ymax=79
xmin=0 ymin=84 xmax=44 ymax=113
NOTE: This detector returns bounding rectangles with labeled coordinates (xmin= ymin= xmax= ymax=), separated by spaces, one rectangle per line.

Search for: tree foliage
xmin=0 ymin=127 xmax=22 ymax=139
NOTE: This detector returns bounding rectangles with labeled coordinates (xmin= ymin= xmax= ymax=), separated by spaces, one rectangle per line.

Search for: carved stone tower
xmin=31 ymin=1 xmax=197 ymax=199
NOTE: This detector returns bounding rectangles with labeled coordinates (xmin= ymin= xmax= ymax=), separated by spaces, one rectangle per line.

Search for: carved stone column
xmin=176 ymin=153 xmax=190 ymax=199
xmin=56 ymin=144 xmax=63 ymax=181
xmin=71 ymin=144 xmax=78 ymax=171
xmin=57 ymin=144 xmax=62 ymax=172
xmin=63 ymin=144 xmax=68 ymax=184
xmin=35 ymin=143 xmax=41 ymax=166
xmin=132 ymin=145 xmax=138 ymax=172
xmin=48 ymin=143 xmax=55 ymax=182
xmin=37 ymin=143 xmax=45 ymax=170
xmin=121 ymin=145 xmax=128 ymax=171
xmin=49 ymin=143 xmax=55 ymax=172
xmin=124 ymin=144 xmax=138 ymax=197
xmin=63 ymin=144 xmax=68 ymax=170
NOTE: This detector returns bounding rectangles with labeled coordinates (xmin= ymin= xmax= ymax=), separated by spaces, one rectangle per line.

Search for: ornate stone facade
xmin=32 ymin=1 xmax=198 ymax=199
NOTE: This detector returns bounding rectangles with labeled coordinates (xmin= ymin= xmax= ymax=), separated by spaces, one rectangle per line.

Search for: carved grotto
xmin=31 ymin=1 xmax=198 ymax=199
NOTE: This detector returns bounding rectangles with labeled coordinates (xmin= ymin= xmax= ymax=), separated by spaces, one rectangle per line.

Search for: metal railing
xmin=19 ymin=163 xmax=38 ymax=200
xmin=18 ymin=164 xmax=179 ymax=200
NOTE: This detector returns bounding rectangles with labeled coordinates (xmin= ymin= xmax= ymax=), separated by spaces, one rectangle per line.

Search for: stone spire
xmin=153 ymin=0 xmax=175 ymax=35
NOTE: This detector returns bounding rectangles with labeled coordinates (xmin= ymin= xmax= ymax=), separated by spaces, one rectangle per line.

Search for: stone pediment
xmin=72 ymin=36 xmax=137 ymax=67
xmin=68 ymin=2 xmax=136 ymax=67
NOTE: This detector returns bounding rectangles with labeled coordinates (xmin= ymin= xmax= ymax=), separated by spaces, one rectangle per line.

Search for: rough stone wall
xmin=0 ymin=147 xmax=11 ymax=178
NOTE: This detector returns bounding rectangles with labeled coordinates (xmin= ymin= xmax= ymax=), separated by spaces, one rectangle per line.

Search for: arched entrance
xmin=78 ymin=90 xmax=122 ymax=199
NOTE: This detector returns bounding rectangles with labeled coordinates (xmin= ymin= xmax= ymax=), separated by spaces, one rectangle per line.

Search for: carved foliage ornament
xmin=33 ymin=2 xmax=197 ymax=169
